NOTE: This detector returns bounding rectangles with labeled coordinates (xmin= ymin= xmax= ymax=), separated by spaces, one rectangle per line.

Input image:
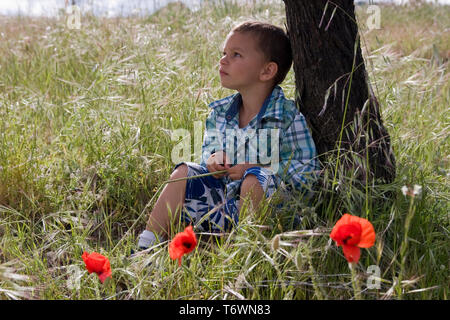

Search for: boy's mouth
xmin=219 ymin=69 xmax=228 ymax=76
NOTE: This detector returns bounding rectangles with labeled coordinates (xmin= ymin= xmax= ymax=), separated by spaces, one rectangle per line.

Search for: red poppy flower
xmin=82 ymin=251 xmax=112 ymax=283
xmin=169 ymin=225 xmax=197 ymax=266
xmin=330 ymin=214 xmax=376 ymax=264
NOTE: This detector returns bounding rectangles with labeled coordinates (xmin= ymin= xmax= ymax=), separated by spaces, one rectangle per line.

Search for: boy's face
xmin=219 ymin=31 xmax=271 ymax=91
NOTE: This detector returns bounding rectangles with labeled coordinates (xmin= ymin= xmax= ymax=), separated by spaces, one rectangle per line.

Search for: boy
xmin=137 ymin=21 xmax=318 ymax=250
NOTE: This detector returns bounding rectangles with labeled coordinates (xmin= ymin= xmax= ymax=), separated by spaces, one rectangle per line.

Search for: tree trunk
xmin=283 ymin=0 xmax=396 ymax=184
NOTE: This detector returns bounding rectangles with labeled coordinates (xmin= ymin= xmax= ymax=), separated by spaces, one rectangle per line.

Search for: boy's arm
xmin=277 ymin=113 xmax=319 ymax=190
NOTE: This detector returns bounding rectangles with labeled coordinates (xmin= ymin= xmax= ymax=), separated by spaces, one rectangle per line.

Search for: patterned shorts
xmin=173 ymin=162 xmax=280 ymax=233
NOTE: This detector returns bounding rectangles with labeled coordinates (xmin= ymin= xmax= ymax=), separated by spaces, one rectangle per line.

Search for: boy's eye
xmin=221 ymin=51 xmax=241 ymax=58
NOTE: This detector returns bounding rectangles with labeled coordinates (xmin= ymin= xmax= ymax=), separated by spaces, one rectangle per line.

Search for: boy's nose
xmin=219 ymin=55 xmax=228 ymax=65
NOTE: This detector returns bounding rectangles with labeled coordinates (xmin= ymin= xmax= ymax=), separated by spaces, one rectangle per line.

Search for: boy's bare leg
xmin=238 ymin=174 xmax=264 ymax=212
xmin=145 ymin=164 xmax=188 ymax=237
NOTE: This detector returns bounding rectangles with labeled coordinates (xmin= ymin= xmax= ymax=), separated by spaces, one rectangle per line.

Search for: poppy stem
xmin=349 ymin=262 xmax=362 ymax=300
xmin=397 ymin=196 xmax=416 ymax=300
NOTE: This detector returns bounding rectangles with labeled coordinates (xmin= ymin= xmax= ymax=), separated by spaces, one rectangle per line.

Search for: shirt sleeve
xmin=200 ymin=109 xmax=223 ymax=167
xmin=277 ymin=113 xmax=318 ymax=190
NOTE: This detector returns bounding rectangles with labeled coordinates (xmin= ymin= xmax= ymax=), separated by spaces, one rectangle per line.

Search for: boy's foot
xmin=129 ymin=230 xmax=167 ymax=257
xmin=138 ymin=230 xmax=158 ymax=249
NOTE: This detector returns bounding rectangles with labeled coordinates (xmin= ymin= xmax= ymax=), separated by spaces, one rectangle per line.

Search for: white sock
xmin=137 ymin=230 xmax=166 ymax=249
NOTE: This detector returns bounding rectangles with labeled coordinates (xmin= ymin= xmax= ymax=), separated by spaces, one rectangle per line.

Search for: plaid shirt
xmin=200 ymin=85 xmax=318 ymax=199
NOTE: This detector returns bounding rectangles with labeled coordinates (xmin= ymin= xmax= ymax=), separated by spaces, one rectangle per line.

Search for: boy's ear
xmin=260 ymin=62 xmax=278 ymax=82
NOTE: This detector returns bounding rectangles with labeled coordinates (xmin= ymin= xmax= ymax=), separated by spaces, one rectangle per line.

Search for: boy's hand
xmin=206 ymin=151 xmax=231 ymax=179
xmin=227 ymin=163 xmax=261 ymax=181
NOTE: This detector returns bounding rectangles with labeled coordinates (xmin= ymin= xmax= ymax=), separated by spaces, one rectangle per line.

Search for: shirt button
xmin=226 ymin=115 xmax=231 ymax=120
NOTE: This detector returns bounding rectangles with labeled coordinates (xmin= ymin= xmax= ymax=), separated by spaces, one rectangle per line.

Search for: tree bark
xmin=283 ymin=0 xmax=396 ymax=184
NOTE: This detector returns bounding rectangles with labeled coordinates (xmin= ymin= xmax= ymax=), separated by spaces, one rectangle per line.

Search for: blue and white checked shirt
xmin=200 ymin=85 xmax=318 ymax=200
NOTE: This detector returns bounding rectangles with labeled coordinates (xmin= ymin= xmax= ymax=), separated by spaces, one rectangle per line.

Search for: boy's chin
xmin=220 ymin=81 xmax=239 ymax=91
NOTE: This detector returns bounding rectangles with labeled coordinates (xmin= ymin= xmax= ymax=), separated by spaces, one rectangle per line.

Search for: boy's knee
xmin=170 ymin=164 xmax=188 ymax=180
xmin=241 ymin=174 xmax=262 ymax=194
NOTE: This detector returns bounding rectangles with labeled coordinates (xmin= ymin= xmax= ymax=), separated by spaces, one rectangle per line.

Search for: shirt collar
xmin=212 ymin=85 xmax=284 ymax=123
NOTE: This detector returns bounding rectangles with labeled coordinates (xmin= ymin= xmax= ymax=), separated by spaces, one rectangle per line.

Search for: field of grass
xmin=0 ymin=0 xmax=448 ymax=300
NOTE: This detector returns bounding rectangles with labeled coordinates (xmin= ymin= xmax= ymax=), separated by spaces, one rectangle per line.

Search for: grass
xmin=0 ymin=0 xmax=448 ymax=300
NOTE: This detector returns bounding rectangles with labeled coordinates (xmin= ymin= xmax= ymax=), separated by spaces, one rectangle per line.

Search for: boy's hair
xmin=232 ymin=21 xmax=292 ymax=86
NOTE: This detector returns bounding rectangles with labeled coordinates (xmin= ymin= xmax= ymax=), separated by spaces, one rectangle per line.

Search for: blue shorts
xmin=173 ymin=162 xmax=280 ymax=233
